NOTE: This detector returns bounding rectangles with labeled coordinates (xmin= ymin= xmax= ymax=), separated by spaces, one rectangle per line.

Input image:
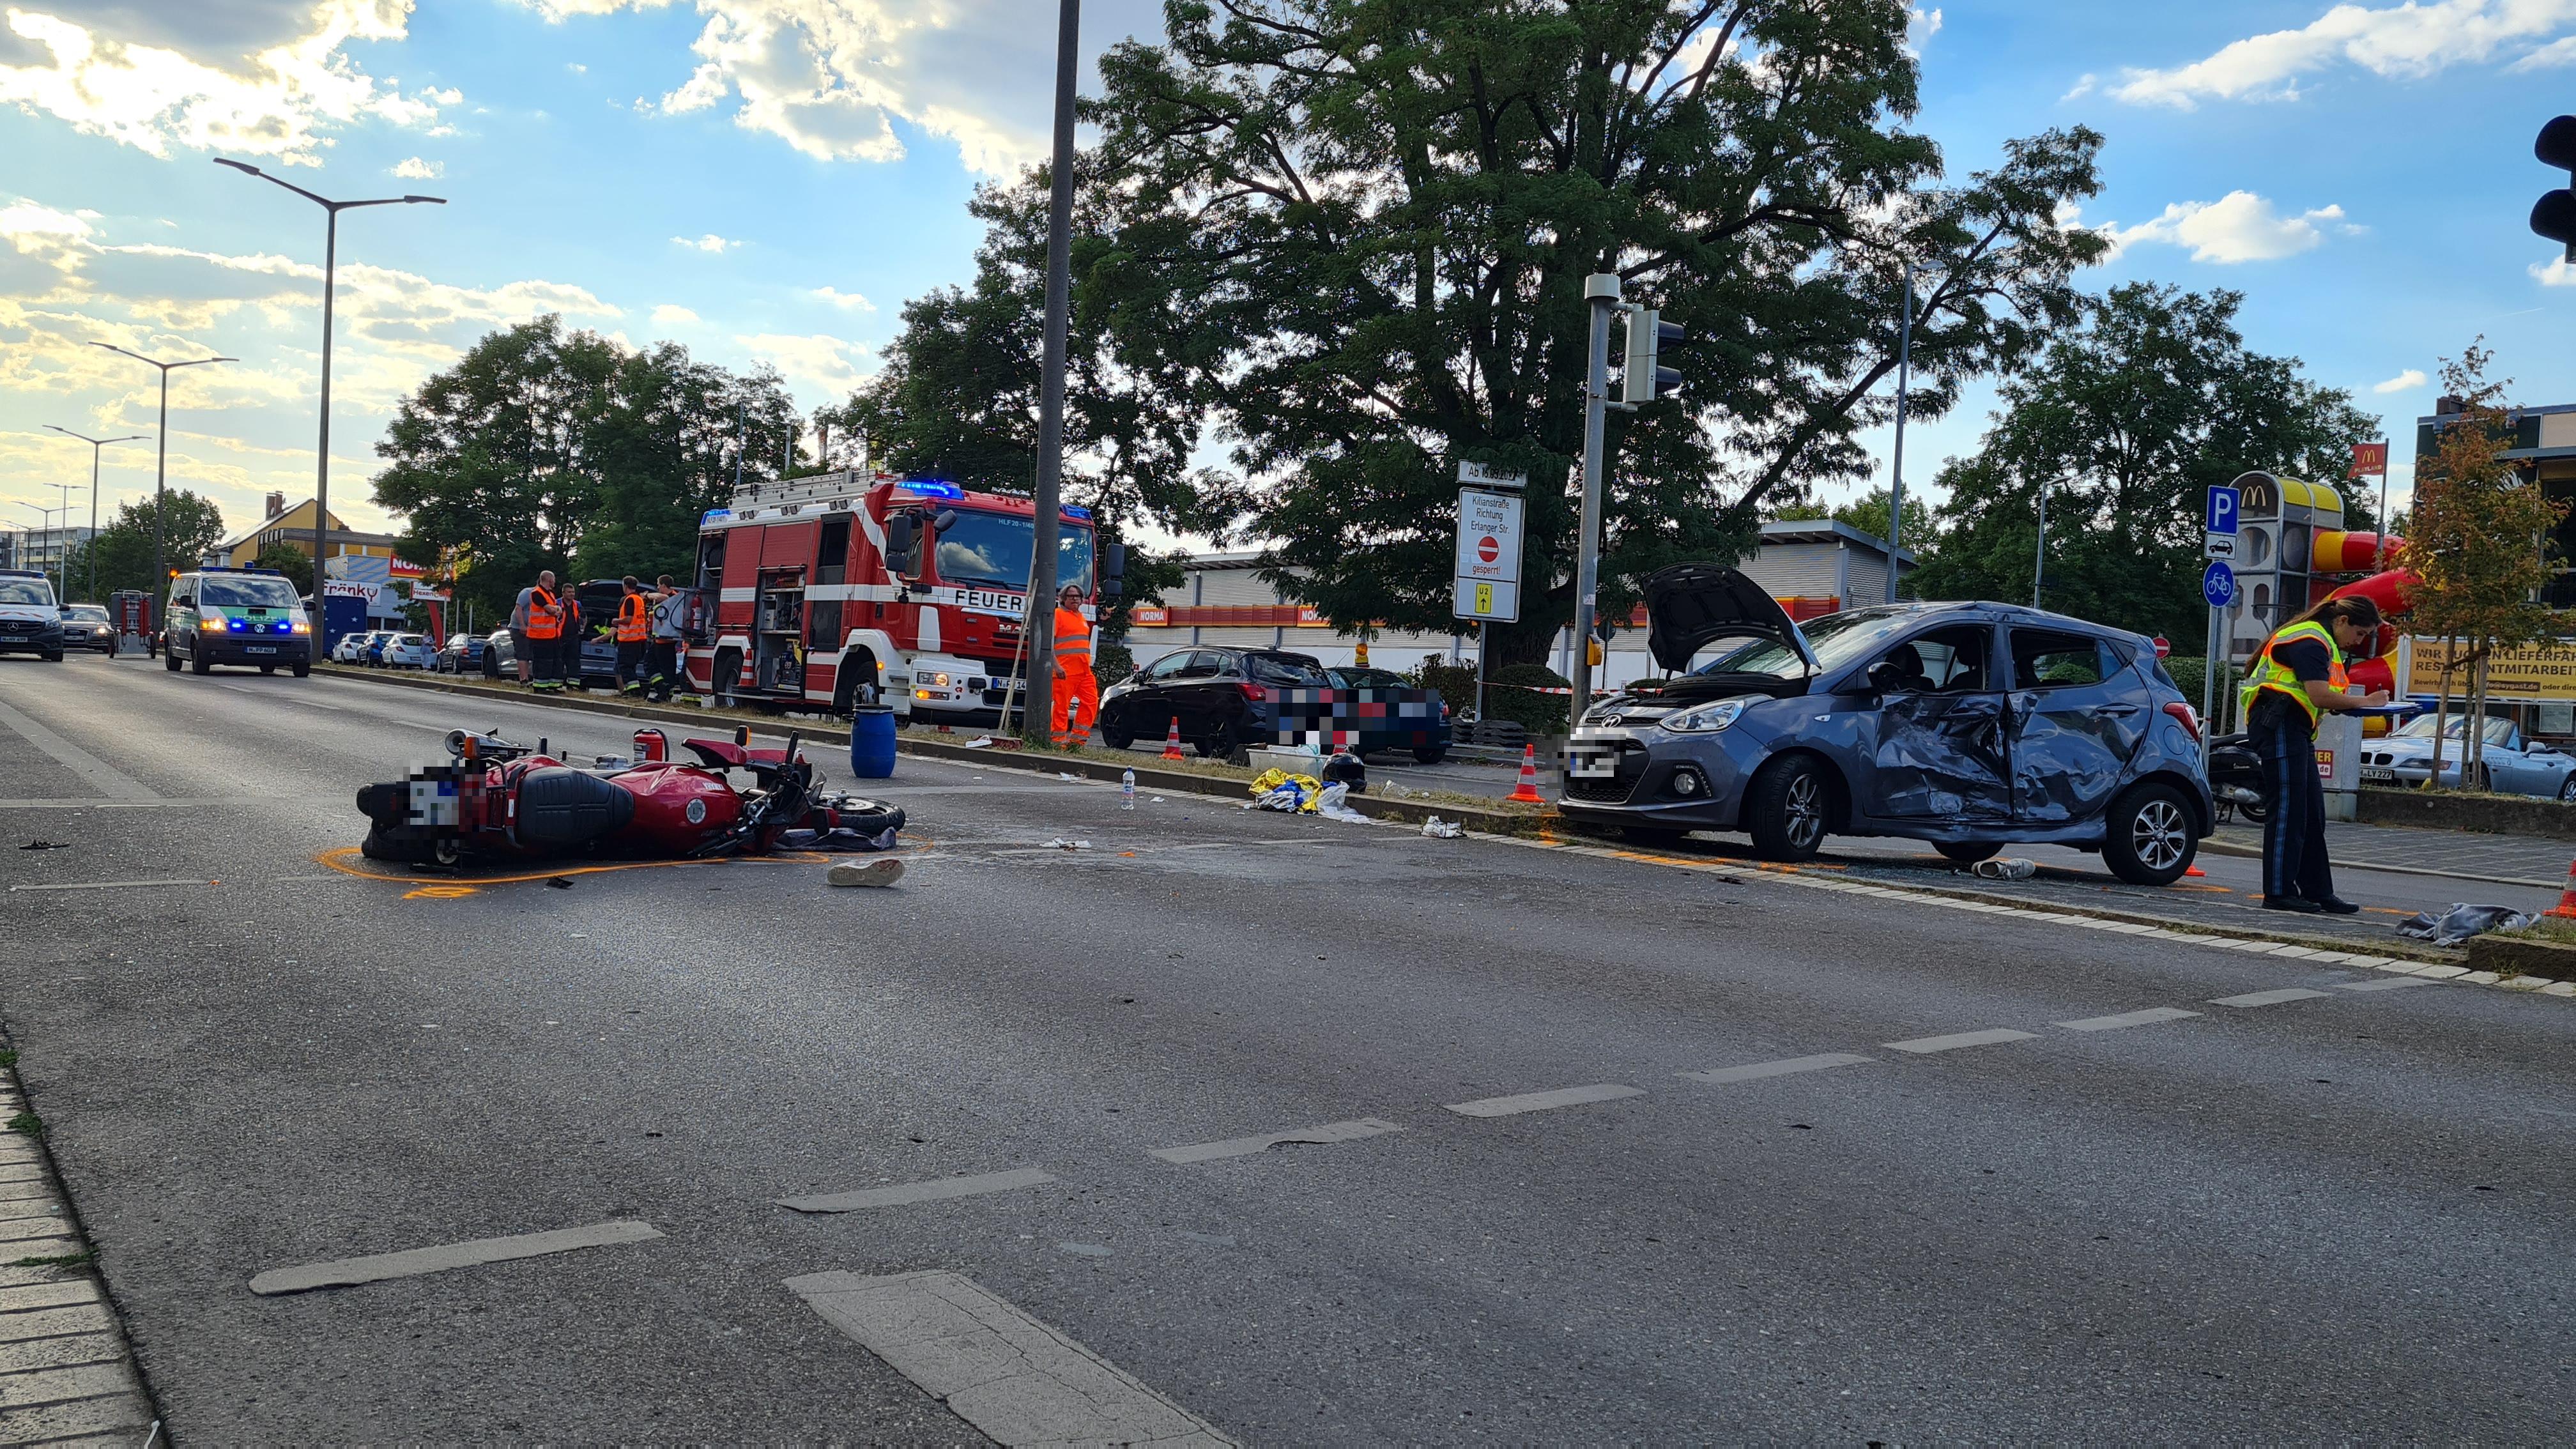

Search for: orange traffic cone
xmin=1160 ymin=716 xmax=1186 ymax=762
xmin=1507 ymin=742 xmax=1546 ymax=804
xmin=2549 ymin=856 xmax=2576 ymax=919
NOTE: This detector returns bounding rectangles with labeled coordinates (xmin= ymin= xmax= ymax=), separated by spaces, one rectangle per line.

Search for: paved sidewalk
xmin=2209 ymin=818 xmax=2574 ymax=889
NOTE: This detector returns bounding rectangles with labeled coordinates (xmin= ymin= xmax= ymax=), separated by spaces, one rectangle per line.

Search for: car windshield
xmin=1686 ymin=606 xmax=1914 ymax=678
xmin=0 ymin=579 xmax=52 ymax=606
xmin=199 ymin=575 xmax=302 ymax=610
xmin=63 ymin=605 xmax=107 ymax=622
xmin=1327 ymin=667 xmax=1408 ymax=689
xmin=932 ymin=510 xmax=1094 ymax=594
xmin=2394 ymin=714 xmax=2516 ymax=746
xmin=1246 ymin=652 xmax=1328 ymax=686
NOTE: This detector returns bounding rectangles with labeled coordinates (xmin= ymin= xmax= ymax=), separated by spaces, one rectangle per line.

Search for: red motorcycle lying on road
xmin=357 ymin=726 xmax=904 ymax=867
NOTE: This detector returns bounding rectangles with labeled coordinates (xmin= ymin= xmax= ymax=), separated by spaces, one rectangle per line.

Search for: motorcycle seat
xmin=516 ymin=766 xmax=636 ymax=846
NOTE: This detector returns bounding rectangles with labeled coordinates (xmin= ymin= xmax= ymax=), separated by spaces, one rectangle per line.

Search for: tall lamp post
xmin=213 ymin=158 xmax=444 ymax=586
xmin=92 ymin=345 xmax=234 ymax=590
xmin=12 ymin=503 xmax=65 ymax=594
xmin=43 ymin=427 xmax=144 ymax=601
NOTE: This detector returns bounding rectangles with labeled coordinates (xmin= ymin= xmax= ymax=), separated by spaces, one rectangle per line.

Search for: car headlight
xmin=199 ymin=617 xmax=225 ymax=632
xmin=929 ymin=671 xmax=950 ymax=687
xmin=291 ymin=620 xmax=311 ymax=634
xmin=1660 ymin=700 xmax=1746 ymax=733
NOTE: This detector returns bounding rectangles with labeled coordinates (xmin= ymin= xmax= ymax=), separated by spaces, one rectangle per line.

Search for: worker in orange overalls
xmin=1051 ymin=583 xmax=1098 ymax=749
xmin=613 ymin=576 xmax=651 ymax=695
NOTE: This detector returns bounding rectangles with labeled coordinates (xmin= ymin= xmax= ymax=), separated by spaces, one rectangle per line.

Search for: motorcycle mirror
xmin=445 ymin=729 xmax=469 ymax=757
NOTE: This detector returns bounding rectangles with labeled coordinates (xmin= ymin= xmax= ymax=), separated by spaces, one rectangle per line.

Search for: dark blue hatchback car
xmin=1558 ymin=565 xmax=2213 ymax=885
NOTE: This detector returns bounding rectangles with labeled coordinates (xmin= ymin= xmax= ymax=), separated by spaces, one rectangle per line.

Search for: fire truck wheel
xmin=713 ymin=647 xmax=743 ymax=705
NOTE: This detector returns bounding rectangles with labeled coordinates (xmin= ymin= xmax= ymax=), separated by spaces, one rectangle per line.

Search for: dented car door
xmin=1860 ymin=625 xmax=2011 ymax=822
xmin=2004 ymin=628 xmax=2145 ymax=824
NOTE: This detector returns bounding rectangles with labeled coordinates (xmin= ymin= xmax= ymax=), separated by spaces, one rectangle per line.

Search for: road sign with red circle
xmin=2153 ymin=636 xmax=2170 ymax=658
xmin=1476 ymin=535 xmax=1498 ymax=564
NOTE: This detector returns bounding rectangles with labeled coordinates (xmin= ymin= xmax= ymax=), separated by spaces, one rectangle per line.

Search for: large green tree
xmin=59 ymin=489 xmax=229 ymax=601
xmin=1909 ymin=282 xmax=2377 ymax=643
xmin=372 ymin=318 xmax=801 ymax=619
xmin=1045 ymin=0 xmax=2105 ymax=663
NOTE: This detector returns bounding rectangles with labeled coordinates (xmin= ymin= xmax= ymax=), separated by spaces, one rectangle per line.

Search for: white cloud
xmin=2112 ymin=0 xmax=2576 ymax=108
xmin=2060 ymin=72 xmax=2097 ymax=100
xmin=2099 ymin=192 xmax=2350 ymax=264
xmin=391 ymin=156 xmax=442 ymax=180
xmin=1906 ymin=6 xmax=1943 ymax=56
xmin=515 ymin=0 xmax=1162 ymax=174
xmin=0 ymin=1 xmax=461 ymax=164
xmin=2517 ymin=33 xmax=2576 ymax=66
xmin=736 ymin=331 xmax=866 ymax=398
xmin=2373 ymin=368 xmax=2427 ymax=394
xmin=808 ymin=285 xmax=873 ymax=312
xmin=566 ymin=61 xmax=588 ymax=74
xmin=671 ymin=233 xmax=735 ymax=253
xmin=2536 ymin=254 xmax=2576 ymax=286
xmin=650 ymin=303 xmax=699 ymax=324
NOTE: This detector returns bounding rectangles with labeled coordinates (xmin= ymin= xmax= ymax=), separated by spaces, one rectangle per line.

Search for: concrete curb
xmin=2197 ymin=836 xmax=2563 ymax=891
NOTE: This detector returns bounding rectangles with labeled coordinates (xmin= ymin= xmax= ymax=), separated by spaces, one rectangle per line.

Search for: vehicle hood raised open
xmin=1642 ymin=563 xmax=1817 ymax=674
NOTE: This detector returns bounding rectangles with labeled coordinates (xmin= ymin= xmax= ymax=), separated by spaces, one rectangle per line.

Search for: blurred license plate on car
xmin=2361 ymin=767 xmax=2394 ymax=781
xmin=1567 ymin=750 xmax=1618 ymax=778
xmin=246 ymin=645 xmax=277 ymax=654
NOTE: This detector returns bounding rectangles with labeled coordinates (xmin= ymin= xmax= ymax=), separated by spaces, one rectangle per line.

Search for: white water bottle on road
xmin=1121 ymin=768 xmax=1136 ymax=809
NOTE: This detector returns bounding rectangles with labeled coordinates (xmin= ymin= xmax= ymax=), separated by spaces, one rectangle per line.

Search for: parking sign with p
xmin=2205 ymin=485 xmax=2239 ymax=537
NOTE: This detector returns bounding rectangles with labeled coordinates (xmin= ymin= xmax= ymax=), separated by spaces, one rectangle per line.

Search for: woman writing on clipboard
xmin=2237 ymin=595 xmax=2391 ymax=914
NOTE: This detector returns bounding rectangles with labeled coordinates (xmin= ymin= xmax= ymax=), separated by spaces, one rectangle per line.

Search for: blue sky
xmin=1 ymin=0 xmax=2570 ymax=556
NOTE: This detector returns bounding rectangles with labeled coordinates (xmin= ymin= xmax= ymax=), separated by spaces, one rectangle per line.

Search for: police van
xmin=0 ymin=569 xmax=64 ymax=661
xmin=163 ymin=566 xmax=312 ymax=676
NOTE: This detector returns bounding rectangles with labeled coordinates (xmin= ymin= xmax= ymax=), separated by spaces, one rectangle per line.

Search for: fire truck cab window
xmin=933 ymin=512 xmax=1094 ymax=594
xmin=696 ymin=532 xmax=726 ymax=588
xmin=816 ymin=516 xmax=852 ymax=585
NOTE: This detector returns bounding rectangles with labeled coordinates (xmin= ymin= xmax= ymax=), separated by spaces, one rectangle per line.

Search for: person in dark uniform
xmin=2237 ymin=595 xmax=2390 ymax=913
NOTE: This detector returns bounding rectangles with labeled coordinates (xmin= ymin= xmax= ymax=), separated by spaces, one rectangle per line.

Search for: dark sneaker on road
xmin=2261 ymin=895 xmax=2324 ymax=913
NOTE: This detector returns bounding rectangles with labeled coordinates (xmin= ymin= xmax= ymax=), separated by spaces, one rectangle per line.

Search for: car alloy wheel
xmin=2130 ymin=795 xmax=2188 ymax=873
xmin=1784 ymin=772 xmax=1825 ymax=852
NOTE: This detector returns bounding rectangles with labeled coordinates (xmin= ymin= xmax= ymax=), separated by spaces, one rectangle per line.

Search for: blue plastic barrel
xmin=848 ymin=705 xmax=898 ymax=779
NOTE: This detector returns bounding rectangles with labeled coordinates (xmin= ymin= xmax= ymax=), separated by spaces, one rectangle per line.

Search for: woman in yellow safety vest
xmin=2236 ymin=594 xmax=2389 ymax=914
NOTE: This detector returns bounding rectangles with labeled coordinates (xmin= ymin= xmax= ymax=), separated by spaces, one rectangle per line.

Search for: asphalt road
xmin=5 ymin=652 xmax=2576 ymax=1441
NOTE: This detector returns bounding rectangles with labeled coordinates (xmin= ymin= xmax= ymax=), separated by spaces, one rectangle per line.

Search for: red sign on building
xmin=2349 ymin=441 xmax=2389 ymax=479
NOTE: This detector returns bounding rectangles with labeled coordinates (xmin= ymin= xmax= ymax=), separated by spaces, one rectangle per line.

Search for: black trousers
xmin=2250 ymin=695 xmax=2333 ymax=903
xmin=530 ymin=635 xmax=565 ymax=682
xmin=616 ymin=640 xmax=645 ymax=687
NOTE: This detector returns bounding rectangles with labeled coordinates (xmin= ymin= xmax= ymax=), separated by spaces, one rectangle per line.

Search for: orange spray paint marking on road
xmin=312 ymin=842 xmax=912 ymax=889
xmin=402 ymin=885 xmax=480 ymax=900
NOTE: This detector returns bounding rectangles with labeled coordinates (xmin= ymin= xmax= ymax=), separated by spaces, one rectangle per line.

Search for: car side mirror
xmin=1866 ymin=659 xmax=1908 ymax=694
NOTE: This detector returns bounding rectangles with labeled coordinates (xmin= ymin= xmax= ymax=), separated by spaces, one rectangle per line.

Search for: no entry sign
xmin=1453 ymin=488 xmax=1523 ymax=622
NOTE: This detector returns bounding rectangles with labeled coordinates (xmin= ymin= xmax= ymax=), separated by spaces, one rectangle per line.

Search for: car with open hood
xmin=1558 ymin=564 xmax=2212 ymax=885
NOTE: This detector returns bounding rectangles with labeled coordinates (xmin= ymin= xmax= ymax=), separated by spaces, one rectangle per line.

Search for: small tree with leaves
xmin=2405 ymin=342 xmax=2564 ymax=788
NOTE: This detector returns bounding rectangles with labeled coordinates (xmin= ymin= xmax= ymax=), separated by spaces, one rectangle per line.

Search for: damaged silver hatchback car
xmin=1559 ymin=565 xmax=2213 ymax=885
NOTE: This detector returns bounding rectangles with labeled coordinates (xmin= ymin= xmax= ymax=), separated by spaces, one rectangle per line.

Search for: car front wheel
xmin=1745 ymin=754 xmax=1830 ymax=862
xmin=2104 ymin=782 xmax=2196 ymax=886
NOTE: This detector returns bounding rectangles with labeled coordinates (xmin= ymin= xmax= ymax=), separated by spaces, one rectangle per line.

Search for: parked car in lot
xmin=2359 ymin=713 xmax=2576 ymax=799
xmin=1320 ymin=665 xmax=1453 ymax=763
xmin=330 ymin=630 xmax=376 ymax=664
xmin=434 ymin=632 xmax=486 ymax=673
xmin=1099 ymin=647 xmax=1332 ymax=757
xmin=379 ymin=632 xmax=438 ymax=670
xmin=1556 ymin=564 xmax=2212 ymax=885
xmin=57 ymin=603 xmax=114 ymax=654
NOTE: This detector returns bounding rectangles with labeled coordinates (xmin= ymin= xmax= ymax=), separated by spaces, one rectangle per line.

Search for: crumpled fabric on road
xmin=1314 ymin=782 xmax=1367 ymax=822
xmin=2395 ymin=902 xmax=2535 ymax=947
xmin=1246 ymin=769 xmax=1323 ymax=813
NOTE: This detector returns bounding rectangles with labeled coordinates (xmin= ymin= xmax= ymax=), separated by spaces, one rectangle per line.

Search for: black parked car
xmin=1100 ymin=647 xmax=1331 ymax=757
xmin=434 ymin=631 xmax=487 ymax=673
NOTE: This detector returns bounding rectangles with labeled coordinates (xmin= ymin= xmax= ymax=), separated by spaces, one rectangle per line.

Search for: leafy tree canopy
xmin=60 ymin=489 xmax=229 ymax=601
xmin=1908 ymin=282 xmax=2376 ymax=643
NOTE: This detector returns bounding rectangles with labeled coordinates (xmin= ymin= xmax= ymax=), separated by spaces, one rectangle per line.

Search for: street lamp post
xmin=43 ymin=427 xmax=146 ymax=602
xmin=215 ymin=158 xmax=444 ymax=588
xmin=92 ymin=346 xmax=235 ymax=591
xmin=13 ymin=503 xmax=63 ymax=594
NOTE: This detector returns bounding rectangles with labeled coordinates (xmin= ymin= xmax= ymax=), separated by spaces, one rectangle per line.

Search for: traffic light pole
xmin=1568 ymin=273 xmax=1621 ymax=732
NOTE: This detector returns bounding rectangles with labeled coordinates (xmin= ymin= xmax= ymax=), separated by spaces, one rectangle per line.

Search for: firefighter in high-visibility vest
xmin=2237 ymin=594 xmax=2388 ymax=914
xmin=519 ymin=570 xmax=565 ymax=692
xmin=613 ymin=575 xmax=651 ymax=695
xmin=1051 ymin=583 xmax=1098 ymax=749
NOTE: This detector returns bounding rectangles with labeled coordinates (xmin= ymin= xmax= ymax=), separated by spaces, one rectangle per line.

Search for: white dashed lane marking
xmin=248 ymin=1219 xmax=663 ymax=1295
xmin=1883 ymin=1029 xmax=2038 ymax=1055
xmin=779 ymin=1168 xmax=1055 ymax=1215
xmin=1149 ymin=1117 xmax=1403 ymax=1165
xmin=2053 ymin=1007 xmax=2202 ymax=1032
xmin=1445 ymin=1084 xmax=1646 ymax=1118
xmin=1677 ymin=1052 xmax=1875 ymax=1085
xmin=2210 ymin=987 xmax=2333 ymax=1008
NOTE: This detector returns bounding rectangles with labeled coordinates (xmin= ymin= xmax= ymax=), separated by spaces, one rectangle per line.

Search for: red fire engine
xmin=682 ymin=471 xmax=1116 ymax=725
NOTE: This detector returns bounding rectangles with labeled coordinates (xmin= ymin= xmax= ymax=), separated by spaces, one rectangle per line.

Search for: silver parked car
xmin=1558 ymin=565 xmax=2215 ymax=885
xmin=2359 ymin=714 xmax=2576 ymax=799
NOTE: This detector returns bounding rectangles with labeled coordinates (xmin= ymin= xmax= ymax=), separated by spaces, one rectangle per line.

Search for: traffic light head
xmin=2537 ymin=114 xmax=2576 ymax=263
xmin=1621 ymin=308 xmax=1686 ymax=406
